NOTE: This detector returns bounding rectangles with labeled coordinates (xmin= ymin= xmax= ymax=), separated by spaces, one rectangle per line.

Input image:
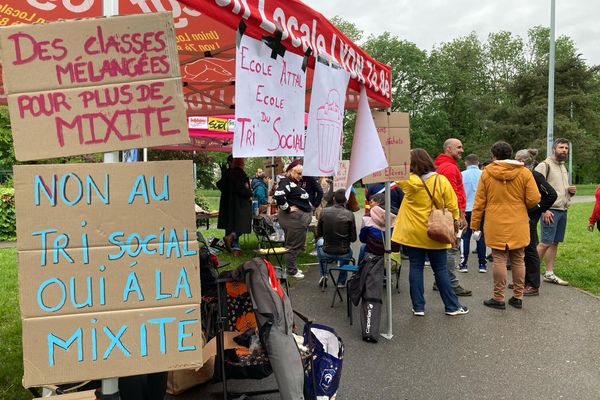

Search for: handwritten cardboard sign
xmin=362 ymin=112 xmax=411 ymax=184
xmin=0 ymin=12 xmax=188 ymax=161
xmin=233 ymin=35 xmax=306 ymax=157
xmin=14 ymin=161 xmax=201 ymax=387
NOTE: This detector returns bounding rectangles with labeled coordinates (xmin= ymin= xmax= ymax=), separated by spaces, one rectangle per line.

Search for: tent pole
xmin=101 ymin=0 xmax=121 ymax=398
xmin=380 ymin=181 xmax=393 ymax=340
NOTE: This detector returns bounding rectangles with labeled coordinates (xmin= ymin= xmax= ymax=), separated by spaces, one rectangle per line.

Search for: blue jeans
xmin=404 ymin=245 xmax=462 ymax=313
xmin=462 ymin=211 xmax=486 ymax=266
xmin=316 ymin=238 xmax=353 ymax=284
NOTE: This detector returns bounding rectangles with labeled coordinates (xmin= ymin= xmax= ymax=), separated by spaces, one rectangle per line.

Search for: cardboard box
xmin=362 ymin=112 xmax=411 ymax=184
xmin=0 ymin=12 xmax=188 ymax=161
xmin=14 ymin=161 xmax=202 ymax=387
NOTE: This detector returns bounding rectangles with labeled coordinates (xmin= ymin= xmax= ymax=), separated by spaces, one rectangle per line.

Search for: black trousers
xmin=118 ymin=372 xmax=167 ymax=400
xmin=524 ymin=215 xmax=541 ymax=288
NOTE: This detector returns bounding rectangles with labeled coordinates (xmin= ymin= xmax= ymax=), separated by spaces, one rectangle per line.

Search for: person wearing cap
xmin=273 ymin=159 xmax=312 ymax=279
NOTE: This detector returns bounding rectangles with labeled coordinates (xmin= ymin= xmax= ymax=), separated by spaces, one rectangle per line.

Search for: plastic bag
xmin=303 ymin=323 xmax=344 ymax=399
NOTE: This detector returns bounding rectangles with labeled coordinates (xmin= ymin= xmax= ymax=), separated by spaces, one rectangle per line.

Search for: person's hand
xmin=542 ymin=210 xmax=554 ymax=225
xmin=459 ymin=214 xmax=467 ymax=230
xmin=568 ymin=185 xmax=577 ymax=195
xmin=588 ymin=223 xmax=595 ymax=232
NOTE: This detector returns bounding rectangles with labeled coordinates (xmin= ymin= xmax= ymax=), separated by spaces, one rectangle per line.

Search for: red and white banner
xmin=179 ymin=0 xmax=392 ymax=108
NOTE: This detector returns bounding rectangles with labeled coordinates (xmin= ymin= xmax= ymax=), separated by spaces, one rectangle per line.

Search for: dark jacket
xmin=251 ymin=178 xmax=268 ymax=205
xmin=300 ymin=176 xmax=323 ymax=209
xmin=273 ymin=177 xmax=312 ymax=212
xmin=529 ymin=170 xmax=558 ymax=220
xmin=317 ymin=204 xmax=357 ymax=255
xmin=216 ymin=167 xmax=252 ymax=234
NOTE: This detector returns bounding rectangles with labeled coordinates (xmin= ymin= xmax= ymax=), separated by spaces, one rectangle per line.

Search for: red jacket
xmin=434 ymin=154 xmax=466 ymax=211
xmin=589 ymin=184 xmax=600 ymax=225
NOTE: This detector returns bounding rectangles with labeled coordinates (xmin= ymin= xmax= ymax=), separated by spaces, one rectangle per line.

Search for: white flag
xmin=345 ymin=86 xmax=388 ymax=198
xmin=303 ymin=62 xmax=350 ymax=176
xmin=233 ymin=35 xmax=306 ymax=157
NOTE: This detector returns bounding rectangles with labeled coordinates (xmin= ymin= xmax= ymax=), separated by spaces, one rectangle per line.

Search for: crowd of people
xmin=215 ymin=135 xmax=592 ymax=316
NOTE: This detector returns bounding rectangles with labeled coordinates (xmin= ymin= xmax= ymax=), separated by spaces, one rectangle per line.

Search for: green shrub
xmin=195 ymin=188 xmax=212 ymax=212
xmin=0 ymin=188 xmax=15 ymax=241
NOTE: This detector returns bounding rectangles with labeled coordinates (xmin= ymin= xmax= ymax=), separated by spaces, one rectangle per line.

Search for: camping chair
xmin=390 ymin=252 xmax=402 ymax=294
xmin=328 ymin=257 xmax=358 ymax=320
xmin=214 ymin=259 xmax=317 ymax=400
xmin=252 ymin=217 xmax=289 ymax=285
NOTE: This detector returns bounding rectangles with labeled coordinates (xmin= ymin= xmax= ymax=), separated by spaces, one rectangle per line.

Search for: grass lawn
xmin=1 ymin=199 xmax=595 ymax=399
xmin=574 ymin=183 xmax=598 ymax=196
xmin=546 ymin=202 xmax=600 ymax=293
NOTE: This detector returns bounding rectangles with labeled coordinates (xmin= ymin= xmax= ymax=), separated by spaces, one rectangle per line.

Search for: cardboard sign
xmin=14 ymin=161 xmax=201 ymax=387
xmin=362 ymin=112 xmax=411 ymax=184
xmin=0 ymin=12 xmax=188 ymax=161
xmin=233 ymin=35 xmax=306 ymax=157
xmin=333 ymin=160 xmax=350 ymax=191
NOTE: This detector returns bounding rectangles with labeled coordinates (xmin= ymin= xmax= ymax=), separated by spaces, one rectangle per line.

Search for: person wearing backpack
xmin=534 ymin=138 xmax=576 ymax=286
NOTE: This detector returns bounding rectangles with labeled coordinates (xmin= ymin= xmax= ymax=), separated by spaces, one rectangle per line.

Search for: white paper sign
xmin=333 ymin=160 xmax=350 ymax=190
xmin=234 ymin=35 xmax=306 ymax=157
xmin=303 ymin=62 xmax=350 ymax=176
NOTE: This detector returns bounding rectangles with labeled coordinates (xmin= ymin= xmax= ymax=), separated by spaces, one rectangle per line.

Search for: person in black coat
xmin=515 ymin=149 xmax=558 ymax=295
xmin=217 ymin=156 xmax=252 ymax=256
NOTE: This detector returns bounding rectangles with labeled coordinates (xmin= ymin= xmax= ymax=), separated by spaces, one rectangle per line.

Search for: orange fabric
xmin=235 ymin=312 xmax=257 ymax=332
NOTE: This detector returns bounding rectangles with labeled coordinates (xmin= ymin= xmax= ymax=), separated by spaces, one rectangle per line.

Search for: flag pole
xmin=101 ymin=0 xmax=120 ymax=399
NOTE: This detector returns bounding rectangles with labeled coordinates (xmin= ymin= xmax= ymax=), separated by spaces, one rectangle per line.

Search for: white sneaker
xmin=445 ymin=306 xmax=469 ymax=316
xmin=412 ymin=309 xmax=425 ymax=316
xmin=543 ymin=272 xmax=568 ymax=286
xmin=292 ymin=270 xmax=305 ymax=279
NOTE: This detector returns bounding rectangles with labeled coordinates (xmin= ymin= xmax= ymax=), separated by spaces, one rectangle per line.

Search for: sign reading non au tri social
xmin=15 ymin=161 xmax=202 ymax=387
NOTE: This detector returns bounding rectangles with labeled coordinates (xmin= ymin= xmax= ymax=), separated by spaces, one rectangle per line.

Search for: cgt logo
xmin=320 ymin=368 xmax=336 ymax=390
xmin=27 ymin=0 xmax=95 ymax=13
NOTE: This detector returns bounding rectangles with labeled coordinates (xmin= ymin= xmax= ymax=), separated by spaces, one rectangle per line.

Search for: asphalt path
xmin=170 ymin=201 xmax=600 ymax=400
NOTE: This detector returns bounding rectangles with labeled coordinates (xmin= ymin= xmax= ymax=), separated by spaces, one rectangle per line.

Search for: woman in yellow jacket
xmin=470 ymin=141 xmax=540 ymax=309
xmin=392 ymin=149 xmax=469 ymax=316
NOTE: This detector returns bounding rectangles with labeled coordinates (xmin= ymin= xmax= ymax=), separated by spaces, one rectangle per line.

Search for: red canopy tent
xmin=0 ymin=0 xmax=391 ymax=149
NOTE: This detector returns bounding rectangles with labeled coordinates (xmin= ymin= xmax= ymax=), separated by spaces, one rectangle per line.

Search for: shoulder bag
xmin=421 ymin=175 xmax=456 ymax=244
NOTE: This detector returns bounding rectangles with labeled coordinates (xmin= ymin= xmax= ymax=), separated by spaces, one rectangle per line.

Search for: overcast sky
xmin=303 ymin=0 xmax=600 ymax=66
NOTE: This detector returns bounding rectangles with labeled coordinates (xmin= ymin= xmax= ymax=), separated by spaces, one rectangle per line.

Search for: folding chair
xmin=390 ymin=252 xmax=402 ymax=293
xmin=252 ymin=217 xmax=289 ymax=288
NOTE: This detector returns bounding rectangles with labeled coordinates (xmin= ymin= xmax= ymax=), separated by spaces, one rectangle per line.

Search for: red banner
xmin=178 ymin=0 xmax=392 ymax=108
xmin=0 ymin=0 xmax=103 ymax=103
